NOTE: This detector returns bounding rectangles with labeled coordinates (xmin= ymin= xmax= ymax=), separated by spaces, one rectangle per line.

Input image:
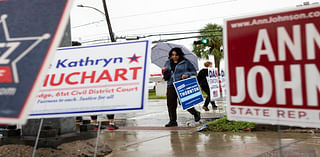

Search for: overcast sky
xmin=70 ymin=0 xmax=319 ymax=73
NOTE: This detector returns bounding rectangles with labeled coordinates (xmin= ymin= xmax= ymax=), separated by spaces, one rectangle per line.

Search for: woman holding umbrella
xmin=162 ymin=47 xmax=201 ymax=127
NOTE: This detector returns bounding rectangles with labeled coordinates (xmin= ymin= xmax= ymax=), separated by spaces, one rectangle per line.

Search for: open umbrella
xmin=151 ymin=42 xmax=199 ymax=71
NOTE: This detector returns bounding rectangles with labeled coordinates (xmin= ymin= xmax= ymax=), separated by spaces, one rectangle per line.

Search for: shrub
xmin=202 ymin=117 xmax=255 ymax=132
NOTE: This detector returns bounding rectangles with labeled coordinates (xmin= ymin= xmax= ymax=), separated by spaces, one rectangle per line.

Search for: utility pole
xmin=101 ymin=0 xmax=116 ymax=42
xmin=77 ymin=1 xmax=116 ymax=42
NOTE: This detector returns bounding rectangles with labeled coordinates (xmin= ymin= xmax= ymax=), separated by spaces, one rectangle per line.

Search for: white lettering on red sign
xmin=231 ymin=23 xmax=320 ymax=106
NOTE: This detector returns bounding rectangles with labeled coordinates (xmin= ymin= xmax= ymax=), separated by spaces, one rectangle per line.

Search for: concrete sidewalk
xmin=112 ymin=99 xmax=226 ymax=127
xmin=100 ymin=130 xmax=319 ymax=157
xmin=97 ymin=99 xmax=320 ymax=157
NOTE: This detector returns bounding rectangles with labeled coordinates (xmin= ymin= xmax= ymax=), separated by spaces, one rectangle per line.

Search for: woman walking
xmin=162 ymin=47 xmax=201 ymax=127
xmin=197 ymin=61 xmax=217 ymax=111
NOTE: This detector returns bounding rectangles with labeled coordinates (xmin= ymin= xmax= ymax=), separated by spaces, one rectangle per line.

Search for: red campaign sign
xmin=224 ymin=6 xmax=320 ymax=128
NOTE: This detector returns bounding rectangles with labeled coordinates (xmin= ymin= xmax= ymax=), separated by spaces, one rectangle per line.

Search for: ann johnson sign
xmin=224 ymin=6 xmax=320 ymax=128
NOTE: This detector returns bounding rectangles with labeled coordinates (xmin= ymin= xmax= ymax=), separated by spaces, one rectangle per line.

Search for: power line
xmin=72 ymin=8 xmax=267 ymax=33
xmin=79 ymin=30 xmax=222 ymax=44
xmin=73 ymin=15 xmax=227 ymax=34
xmin=152 ymin=35 xmax=218 ymax=43
xmin=118 ymin=28 xmax=203 ymax=37
xmin=118 ymin=30 xmax=222 ymax=39
xmin=72 ymin=0 xmax=236 ymax=29
xmin=83 ymin=41 xmax=110 ymax=45
xmin=81 ymin=38 xmax=110 ymax=44
xmin=74 ymin=27 xmax=221 ymax=40
xmin=80 ymin=34 xmax=221 ymax=45
xmin=72 ymin=19 xmax=105 ymax=29
xmin=73 ymin=32 xmax=109 ymax=39
xmin=76 ymin=29 xmax=222 ymax=43
xmin=111 ymin=0 xmax=236 ymax=19
xmin=74 ymin=15 xmax=225 ymax=39
xmin=118 ymin=16 xmax=225 ymax=33
xmin=75 ymin=29 xmax=222 ymax=41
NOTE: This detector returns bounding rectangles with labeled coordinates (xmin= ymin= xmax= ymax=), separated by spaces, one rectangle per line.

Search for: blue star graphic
xmin=128 ymin=53 xmax=141 ymax=63
xmin=0 ymin=14 xmax=50 ymax=83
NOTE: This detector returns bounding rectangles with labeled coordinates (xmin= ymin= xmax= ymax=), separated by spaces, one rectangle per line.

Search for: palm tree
xmin=193 ymin=23 xmax=223 ymax=73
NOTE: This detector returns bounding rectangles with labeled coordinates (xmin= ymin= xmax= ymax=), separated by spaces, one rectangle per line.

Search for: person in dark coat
xmin=162 ymin=47 xmax=201 ymax=127
xmin=197 ymin=61 xmax=217 ymax=111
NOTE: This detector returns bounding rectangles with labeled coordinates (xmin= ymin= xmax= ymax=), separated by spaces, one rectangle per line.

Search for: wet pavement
xmin=1 ymin=99 xmax=318 ymax=156
xmin=95 ymin=99 xmax=320 ymax=157
xmin=100 ymin=130 xmax=319 ymax=157
xmin=112 ymin=99 xmax=226 ymax=127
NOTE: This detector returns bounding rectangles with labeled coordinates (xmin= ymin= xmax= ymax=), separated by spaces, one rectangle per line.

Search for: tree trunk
xmin=215 ymin=58 xmax=220 ymax=76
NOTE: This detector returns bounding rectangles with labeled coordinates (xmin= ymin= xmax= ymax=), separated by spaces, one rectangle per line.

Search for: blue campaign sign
xmin=0 ymin=0 xmax=73 ymax=124
xmin=174 ymin=77 xmax=204 ymax=110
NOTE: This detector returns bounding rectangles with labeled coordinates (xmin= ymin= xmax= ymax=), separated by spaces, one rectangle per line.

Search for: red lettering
xmin=43 ymin=75 xmax=49 ymax=87
xmin=298 ymin=111 xmax=306 ymax=119
xmin=43 ymin=66 xmax=142 ymax=87
xmin=96 ymin=70 xmax=112 ymax=82
xmin=66 ymin=72 xmax=80 ymax=85
xmin=81 ymin=71 xmax=96 ymax=84
xmin=263 ymin=109 xmax=270 ymax=117
xmin=114 ymin=68 xmax=128 ymax=81
xmin=71 ymin=90 xmax=77 ymax=95
xmin=288 ymin=110 xmax=296 ymax=119
xmin=231 ymin=107 xmax=236 ymax=114
xmin=71 ymin=90 xmax=86 ymax=95
xmin=254 ymin=108 xmax=260 ymax=116
xmin=239 ymin=108 xmax=244 ymax=114
xmin=130 ymin=67 xmax=142 ymax=80
xmin=245 ymin=108 xmax=253 ymax=115
xmin=277 ymin=110 xmax=285 ymax=118
xmin=50 ymin=73 xmax=64 ymax=86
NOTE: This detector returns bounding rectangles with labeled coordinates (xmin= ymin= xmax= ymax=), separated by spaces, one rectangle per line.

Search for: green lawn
xmin=148 ymin=89 xmax=166 ymax=99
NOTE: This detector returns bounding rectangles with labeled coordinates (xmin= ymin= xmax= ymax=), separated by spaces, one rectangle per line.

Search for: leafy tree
xmin=192 ymin=23 xmax=223 ymax=73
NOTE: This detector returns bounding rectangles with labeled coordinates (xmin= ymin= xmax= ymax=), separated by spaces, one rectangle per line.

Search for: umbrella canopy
xmin=151 ymin=42 xmax=199 ymax=71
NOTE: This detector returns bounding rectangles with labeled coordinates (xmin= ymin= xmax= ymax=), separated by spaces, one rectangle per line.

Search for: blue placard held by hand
xmin=174 ymin=77 xmax=204 ymax=110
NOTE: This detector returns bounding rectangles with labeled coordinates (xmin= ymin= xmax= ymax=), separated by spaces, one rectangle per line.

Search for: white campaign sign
xmin=29 ymin=40 xmax=150 ymax=118
xmin=207 ymin=68 xmax=220 ymax=101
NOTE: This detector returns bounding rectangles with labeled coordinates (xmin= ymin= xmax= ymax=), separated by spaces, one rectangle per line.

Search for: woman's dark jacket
xmin=197 ymin=68 xmax=209 ymax=89
xmin=163 ymin=59 xmax=197 ymax=85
